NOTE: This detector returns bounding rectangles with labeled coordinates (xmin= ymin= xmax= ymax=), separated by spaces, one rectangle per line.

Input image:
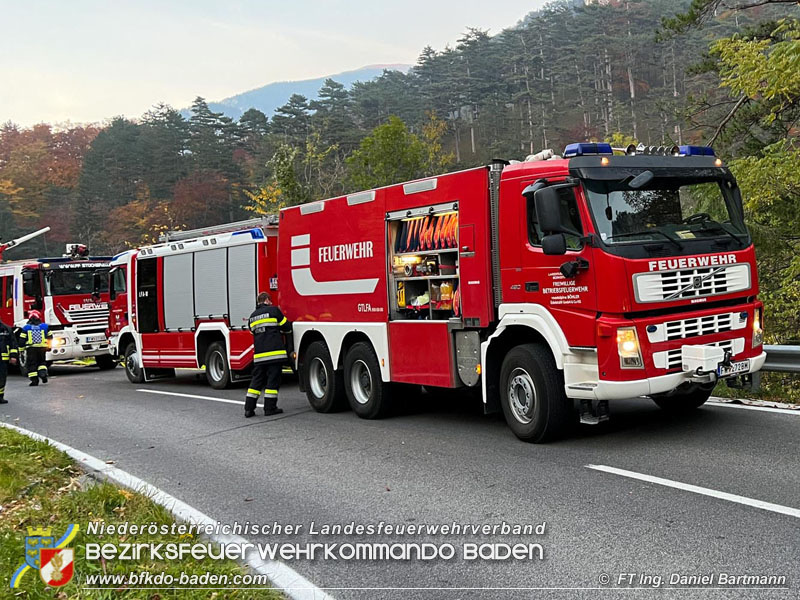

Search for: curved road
xmin=2 ymin=365 xmax=798 ymax=599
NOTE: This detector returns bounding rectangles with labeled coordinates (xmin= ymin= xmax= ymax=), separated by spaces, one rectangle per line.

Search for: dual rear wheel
xmin=302 ymin=340 xmax=390 ymax=418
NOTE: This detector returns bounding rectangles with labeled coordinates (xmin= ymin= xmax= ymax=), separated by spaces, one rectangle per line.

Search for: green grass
xmin=0 ymin=427 xmax=283 ymax=599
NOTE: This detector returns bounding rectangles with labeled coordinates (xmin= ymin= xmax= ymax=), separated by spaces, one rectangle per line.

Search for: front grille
xmin=65 ymin=307 xmax=109 ymax=323
xmin=634 ymin=264 xmax=750 ymax=303
xmin=665 ymin=313 xmax=733 ymax=341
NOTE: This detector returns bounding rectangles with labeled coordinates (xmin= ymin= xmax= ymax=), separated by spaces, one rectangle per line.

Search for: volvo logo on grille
xmin=692 ymin=276 xmax=703 ymax=289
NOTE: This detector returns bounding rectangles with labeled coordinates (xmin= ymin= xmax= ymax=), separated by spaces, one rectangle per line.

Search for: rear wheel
xmin=499 ymin=343 xmax=575 ymax=443
xmin=302 ymin=341 xmax=346 ymax=412
xmin=651 ymin=384 xmax=714 ymax=412
xmin=344 ymin=342 xmax=391 ymax=419
xmin=205 ymin=342 xmax=231 ymax=389
xmin=123 ymin=343 xmax=144 ymax=384
xmin=96 ymin=354 xmax=117 ymax=370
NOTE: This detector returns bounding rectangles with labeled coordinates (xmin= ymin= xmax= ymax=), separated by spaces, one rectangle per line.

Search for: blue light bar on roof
xmin=679 ymin=145 xmax=715 ymax=156
xmin=563 ymin=142 xmax=613 ymax=157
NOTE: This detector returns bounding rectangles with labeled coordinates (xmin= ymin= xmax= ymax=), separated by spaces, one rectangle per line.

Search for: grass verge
xmin=712 ymin=371 xmax=800 ymax=404
xmin=0 ymin=427 xmax=282 ymax=599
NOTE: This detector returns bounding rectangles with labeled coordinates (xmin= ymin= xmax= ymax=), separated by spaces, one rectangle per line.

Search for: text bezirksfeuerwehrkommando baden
xmin=86 ymin=520 xmax=543 ymax=537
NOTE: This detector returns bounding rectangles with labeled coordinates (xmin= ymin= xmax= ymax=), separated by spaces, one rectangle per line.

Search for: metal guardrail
xmin=762 ymin=345 xmax=800 ymax=373
xmin=750 ymin=345 xmax=800 ymax=390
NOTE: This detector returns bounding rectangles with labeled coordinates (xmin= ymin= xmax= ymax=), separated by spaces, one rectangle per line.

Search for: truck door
xmin=517 ymin=179 xmax=598 ymax=347
xmin=0 ymin=274 xmax=12 ymax=325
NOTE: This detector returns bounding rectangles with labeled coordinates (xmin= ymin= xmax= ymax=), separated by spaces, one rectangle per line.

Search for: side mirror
xmin=534 ymin=185 xmax=580 ymax=236
xmin=542 ymin=234 xmax=567 ymax=256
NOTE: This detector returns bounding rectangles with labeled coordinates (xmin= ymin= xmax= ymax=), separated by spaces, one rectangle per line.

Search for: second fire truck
xmin=106 ymin=217 xmax=280 ymax=388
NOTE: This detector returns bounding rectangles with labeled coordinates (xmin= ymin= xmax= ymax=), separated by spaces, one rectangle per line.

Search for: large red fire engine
xmin=0 ymin=228 xmax=114 ymax=370
xmin=278 ymin=143 xmax=766 ymax=442
xmin=106 ymin=217 xmax=279 ymax=388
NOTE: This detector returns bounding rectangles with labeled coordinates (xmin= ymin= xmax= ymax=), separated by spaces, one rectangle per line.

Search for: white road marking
xmin=0 ymin=422 xmax=334 ymax=600
xmin=707 ymin=399 xmax=800 ymax=416
xmin=587 ymin=465 xmax=800 ymax=519
xmin=137 ymin=389 xmax=244 ymax=405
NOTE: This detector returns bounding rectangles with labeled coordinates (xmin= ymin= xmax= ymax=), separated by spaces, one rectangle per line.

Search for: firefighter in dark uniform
xmin=0 ymin=316 xmax=19 ymax=404
xmin=19 ymin=310 xmax=51 ymax=386
xmin=245 ymin=292 xmax=292 ymax=418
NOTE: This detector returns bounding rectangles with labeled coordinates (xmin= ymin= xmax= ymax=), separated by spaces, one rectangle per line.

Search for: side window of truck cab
xmin=526 ymin=186 xmax=584 ymax=250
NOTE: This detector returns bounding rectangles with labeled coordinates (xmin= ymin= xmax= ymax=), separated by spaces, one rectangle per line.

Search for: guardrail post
xmin=750 ymin=370 xmax=761 ymax=392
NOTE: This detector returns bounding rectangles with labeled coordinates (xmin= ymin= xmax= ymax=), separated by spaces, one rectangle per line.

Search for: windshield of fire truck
xmin=43 ymin=269 xmax=102 ymax=296
xmin=584 ymin=178 xmax=748 ymax=246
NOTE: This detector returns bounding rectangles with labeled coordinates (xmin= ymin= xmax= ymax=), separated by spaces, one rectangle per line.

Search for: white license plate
xmin=85 ymin=335 xmax=106 ymax=343
xmin=717 ymin=359 xmax=749 ymax=377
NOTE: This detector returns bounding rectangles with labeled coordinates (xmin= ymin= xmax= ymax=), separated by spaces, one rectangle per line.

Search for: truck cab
xmin=485 ymin=143 xmax=765 ymax=438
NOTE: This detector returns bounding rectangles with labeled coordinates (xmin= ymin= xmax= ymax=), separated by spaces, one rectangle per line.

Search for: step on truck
xmin=106 ymin=217 xmax=280 ymax=388
xmin=0 ymin=230 xmax=114 ymax=371
xmin=278 ymin=143 xmax=766 ymax=442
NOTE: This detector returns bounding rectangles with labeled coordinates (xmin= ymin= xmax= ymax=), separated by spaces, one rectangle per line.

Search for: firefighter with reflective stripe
xmin=19 ymin=310 xmax=51 ymax=386
xmin=245 ymin=291 xmax=292 ymax=418
xmin=0 ymin=316 xmax=19 ymax=404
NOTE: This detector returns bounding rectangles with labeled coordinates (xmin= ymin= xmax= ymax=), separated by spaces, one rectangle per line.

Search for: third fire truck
xmin=278 ymin=143 xmax=766 ymax=442
xmin=0 ymin=229 xmax=114 ymax=370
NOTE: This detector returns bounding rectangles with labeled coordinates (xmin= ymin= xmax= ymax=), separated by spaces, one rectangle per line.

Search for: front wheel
xmin=124 ymin=343 xmax=144 ymax=384
xmin=205 ymin=342 xmax=231 ymax=389
xmin=499 ymin=343 xmax=575 ymax=443
xmin=96 ymin=354 xmax=117 ymax=370
xmin=651 ymin=384 xmax=714 ymax=412
xmin=344 ymin=342 xmax=391 ymax=419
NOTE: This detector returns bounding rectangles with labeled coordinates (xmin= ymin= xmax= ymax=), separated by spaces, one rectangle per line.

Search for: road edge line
xmin=0 ymin=421 xmax=334 ymax=600
xmin=586 ymin=464 xmax=800 ymax=519
xmin=707 ymin=398 xmax=800 ymax=416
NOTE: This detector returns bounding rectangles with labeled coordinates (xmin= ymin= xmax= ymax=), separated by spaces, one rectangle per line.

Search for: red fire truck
xmin=0 ymin=229 xmax=114 ymax=370
xmin=278 ymin=143 xmax=766 ymax=442
xmin=106 ymin=217 xmax=279 ymax=388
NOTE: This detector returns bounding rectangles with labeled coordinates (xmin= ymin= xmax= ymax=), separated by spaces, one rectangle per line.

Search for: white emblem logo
xmin=290 ymin=235 xmax=379 ymax=296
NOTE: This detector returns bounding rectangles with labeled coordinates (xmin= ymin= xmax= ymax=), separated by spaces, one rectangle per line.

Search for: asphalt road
xmin=2 ymin=365 xmax=798 ymax=599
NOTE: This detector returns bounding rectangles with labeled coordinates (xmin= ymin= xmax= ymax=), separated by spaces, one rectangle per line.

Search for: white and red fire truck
xmin=279 ymin=143 xmax=766 ymax=442
xmin=106 ymin=217 xmax=280 ymax=388
xmin=0 ymin=229 xmax=114 ymax=370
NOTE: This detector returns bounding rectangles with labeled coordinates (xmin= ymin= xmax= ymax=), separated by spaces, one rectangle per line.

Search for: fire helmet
xmin=28 ymin=310 xmax=42 ymax=320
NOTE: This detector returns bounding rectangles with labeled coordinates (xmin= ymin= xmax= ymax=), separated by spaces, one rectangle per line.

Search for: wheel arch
xmin=195 ymin=326 xmax=228 ymax=367
xmin=481 ymin=313 xmax=569 ymax=413
xmin=293 ymin=323 xmax=390 ymax=382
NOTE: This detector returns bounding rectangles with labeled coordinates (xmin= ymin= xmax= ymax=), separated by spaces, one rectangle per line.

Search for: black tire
xmin=205 ymin=342 xmax=231 ymax=389
xmin=499 ymin=343 xmax=575 ymax=443
xmin=343 ymin=342 xmax=391 ymax=419
xmin=123 ymin=342 xmax=144 ymax=384
xmin=302 ymin=341 xmax=346 ymax=412
xmin=651 ymin=384 xmax=714 ymax=412
xmin=96 ymin=354 xmax=117 ymax=371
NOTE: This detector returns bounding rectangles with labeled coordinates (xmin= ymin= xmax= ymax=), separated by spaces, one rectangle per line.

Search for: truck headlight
xmin=50 ymin=337 xmax=66 ymax=347
xmin=617 ymin=327 xmax=644 ymax=369
xmin=752 ymin=307 xmax=763 ymax=348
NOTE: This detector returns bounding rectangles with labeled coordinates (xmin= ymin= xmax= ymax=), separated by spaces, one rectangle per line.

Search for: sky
xmin=0 ymin=0 xmax=547 ymax=127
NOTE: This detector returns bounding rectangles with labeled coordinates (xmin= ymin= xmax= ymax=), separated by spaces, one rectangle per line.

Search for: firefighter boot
xmin=39 ymin=366 xmax=48 ymax=384
xmin=244 ymin=388 xmax=260 ymax=418
xmin=0 ymin=390 xmax=6 ymax=404
xmin=29 ymin=374 xmax=38 ymax=387
xmin=264 ymin=392 xmax=283 ymax=416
